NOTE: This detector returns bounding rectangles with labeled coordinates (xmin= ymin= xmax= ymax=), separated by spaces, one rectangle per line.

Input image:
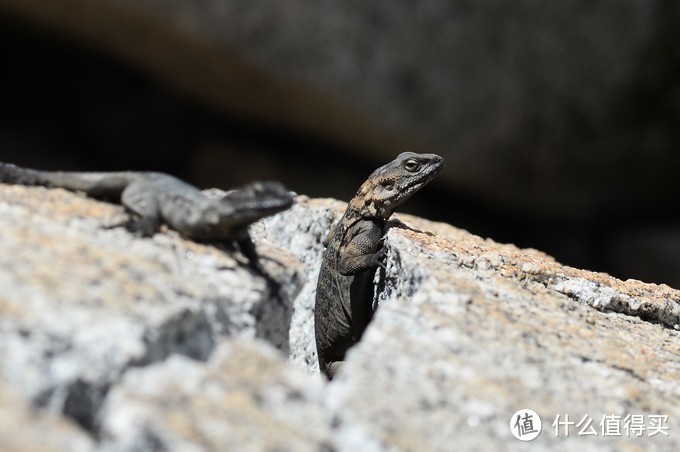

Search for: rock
xmin=98 ymin=339 xmax=332 ymax=451
xmin=3 ymin=185 xmax=680 ymax=450
xmin=328 ymin=222 xmax=680 ymax=450
xmin=0 ymin=380 xmax=94 ymax=452
xmin=259 ymin=197 xmax=680 ymax=450
xmin=254 ymin=196 xmax=342 ymax=373
xmin=0 ymin=183 xmax=302 ymax=431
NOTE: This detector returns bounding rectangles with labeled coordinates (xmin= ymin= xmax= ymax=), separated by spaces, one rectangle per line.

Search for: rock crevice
xmin=2 ymin=187 xmax=680 ymax=450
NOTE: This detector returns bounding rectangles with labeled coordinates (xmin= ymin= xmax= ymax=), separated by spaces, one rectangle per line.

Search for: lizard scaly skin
xmin=314 ymin=152 xmax=444 ymax=379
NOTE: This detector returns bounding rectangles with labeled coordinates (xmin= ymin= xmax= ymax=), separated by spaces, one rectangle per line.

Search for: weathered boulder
xmin=2 ymin=184 xmax=680 ymax=450
xmin=332 ymin=224 xmax=680 ymax=450
xmin=0 ymin=183 xmax=301 ymax=430
xmin=260 ymin=197 xmax=680 ymax=450
xmin=98 ymin=339 xmax=332 ymax=451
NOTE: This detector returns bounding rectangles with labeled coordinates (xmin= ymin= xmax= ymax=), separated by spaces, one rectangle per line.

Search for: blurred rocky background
xmin=1 ymin=0 xmax=679 ymax=287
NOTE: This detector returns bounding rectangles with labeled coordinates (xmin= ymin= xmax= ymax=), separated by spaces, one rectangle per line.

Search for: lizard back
xmin=0 ymin=162 xmax=141 ymax=199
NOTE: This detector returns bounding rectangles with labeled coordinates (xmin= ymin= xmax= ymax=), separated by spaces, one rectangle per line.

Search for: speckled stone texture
xmin=2 ymin=185 xmax=680 ymax=450
xmin=0 ymin=381 xmax=93 ymax=452
xmin=0 ymin=183 xmax=301 ymax=432
xmin=260 ymin=197 xmax=680 ymax=451
xmin=98 ymin=340 xmax=333 ymax=451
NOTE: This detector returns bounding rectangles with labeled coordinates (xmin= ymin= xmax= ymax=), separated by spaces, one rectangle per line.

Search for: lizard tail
xmin=0 ymin=162 xmax=137 ymax=198
xmin=0 ymin=162 xmax=47 ymax=186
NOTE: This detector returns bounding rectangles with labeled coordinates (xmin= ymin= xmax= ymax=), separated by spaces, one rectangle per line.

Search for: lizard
xmin=0 ymin=162 xmax=294 ymax=267
xmin=314 ymin=152 xmax=444 ymax=379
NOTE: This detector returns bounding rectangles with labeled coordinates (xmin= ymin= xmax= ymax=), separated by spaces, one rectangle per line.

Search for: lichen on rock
xmin=2 ymin=186 xmax=680 ymax=450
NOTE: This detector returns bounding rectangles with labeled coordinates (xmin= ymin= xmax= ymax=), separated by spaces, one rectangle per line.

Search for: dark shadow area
xmin=1 ymin=11 xmax=679 ymax=287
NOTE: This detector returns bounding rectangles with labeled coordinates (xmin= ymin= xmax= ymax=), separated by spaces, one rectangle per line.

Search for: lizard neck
xmin=345 ymin=198 xmax=391 ymax=222
xmin=346 ymin=174 xmax=411 ymax=220
xmin=346 ymin=152 xmax=444 ymax=220
xmin=323 ymin=208 xmax=385 ymax=248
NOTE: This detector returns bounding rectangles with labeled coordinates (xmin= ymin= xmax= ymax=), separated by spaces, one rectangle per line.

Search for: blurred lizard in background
xmin=0 ymin=162 xmax=294 ymax=268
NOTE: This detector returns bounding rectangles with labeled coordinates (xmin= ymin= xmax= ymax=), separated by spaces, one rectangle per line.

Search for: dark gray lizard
xmin=314 ymin=152 xmax=444 ymax=379
xmin=0 ymin=162 xmax=294 ymax=266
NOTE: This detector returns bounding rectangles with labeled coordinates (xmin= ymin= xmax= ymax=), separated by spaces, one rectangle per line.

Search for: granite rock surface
xmin=1 ymin=184 xmax=679 ymax=450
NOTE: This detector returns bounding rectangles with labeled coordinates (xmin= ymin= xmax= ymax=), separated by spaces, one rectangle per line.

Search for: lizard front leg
xmin=120 ymin=184 xmax=161 ymax=237
xmin=337 ymin=220 xmax=385 ymax=276
xmin=319 ymin=221 xmax=384 ymax=379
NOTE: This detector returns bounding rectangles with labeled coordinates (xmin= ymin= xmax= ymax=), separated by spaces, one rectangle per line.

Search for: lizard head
xmin=352 ymin=152 xmax=444 ymax=219
xmin=205 ymin=181 xmax=294 ymax=234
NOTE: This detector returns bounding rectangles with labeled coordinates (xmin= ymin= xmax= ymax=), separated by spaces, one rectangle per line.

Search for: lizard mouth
xmin=217 ymin=181 xmax=294 ymax=226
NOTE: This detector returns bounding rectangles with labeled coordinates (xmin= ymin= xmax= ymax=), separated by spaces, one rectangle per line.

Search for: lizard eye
xmin=382 ymin=181 xmax=395 ymax=191
xmin=404 ymin=159 xmax=420 ymax=172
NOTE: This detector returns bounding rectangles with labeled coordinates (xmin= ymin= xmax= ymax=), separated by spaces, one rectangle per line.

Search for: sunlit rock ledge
xmin=1 ymin=184 xmax=679 ymax=451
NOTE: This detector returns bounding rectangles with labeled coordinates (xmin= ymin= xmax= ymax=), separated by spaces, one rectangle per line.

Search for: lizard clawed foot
xmin=103 ymin=216 xmax=158 ymax=238
xmin=373 ymin=247 xmax=388 ymax=270
xmin=124 ymin=217 xmax=159 ymax=238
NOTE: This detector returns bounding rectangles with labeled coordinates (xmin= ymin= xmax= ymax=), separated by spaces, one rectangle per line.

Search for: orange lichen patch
xmin=390 ymin=211 xmax=680 ymax=328
xmin=0 ymin=295 xmax=24 ymax=320
xmin=0 ymin=227 xmax=167 ymax=310
xmin=0 ymin=184 xmax=121 ymax=221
